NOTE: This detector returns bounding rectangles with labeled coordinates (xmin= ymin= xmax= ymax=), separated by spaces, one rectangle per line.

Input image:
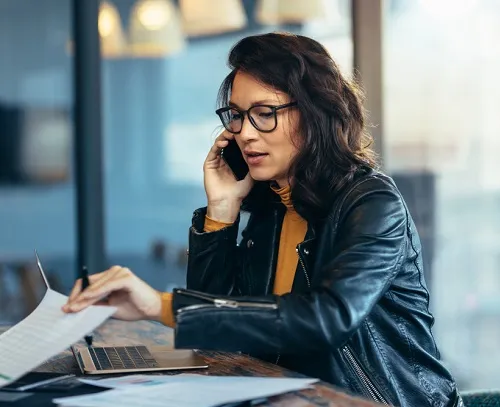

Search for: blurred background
xmin=0 ymin=0 xmax=499 ymax=391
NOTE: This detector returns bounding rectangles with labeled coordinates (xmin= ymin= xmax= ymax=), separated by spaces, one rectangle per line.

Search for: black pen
xmin=81 ymin=266 xmax=93 ymax=348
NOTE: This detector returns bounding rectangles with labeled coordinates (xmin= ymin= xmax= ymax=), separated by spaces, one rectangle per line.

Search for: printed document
xmin=0 ymin=289 xmax=116 ymax=387
xmin=77 ymin=373 xmax=207 ymax=389
xmin=78 ymin=373 xmax=316 ymax=390
xmin=54 ymin=376 xmax=318 ymax=407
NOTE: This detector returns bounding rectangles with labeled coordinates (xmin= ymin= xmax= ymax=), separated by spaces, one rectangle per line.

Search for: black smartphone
xmin=221 ymin=139 xmax=249 ymax=181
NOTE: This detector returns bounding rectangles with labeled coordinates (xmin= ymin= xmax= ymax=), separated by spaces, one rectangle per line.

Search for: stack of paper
xmin=78 ymin=373 xmax=211 ymax=389
xmin=54 ymin=375 xmax=318 ymax=407
xmin=0 ymin=289 xmax=116 ymax=387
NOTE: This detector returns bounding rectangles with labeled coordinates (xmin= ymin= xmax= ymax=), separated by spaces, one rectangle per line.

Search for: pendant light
xmin=255 ymin=0 xmax=326 ymax=25
xmin=98 ymin=1 xmax=127 ymax=57
xmin=128 ymin=0 xmax=185 ymax=57
xmin=179 ymin=0 xmax=247 ymax=37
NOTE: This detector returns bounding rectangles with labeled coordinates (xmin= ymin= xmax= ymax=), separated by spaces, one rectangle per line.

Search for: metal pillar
xmin=72 ymin=0 xmax=106 ymax=276
xmin=352 ymin=0 xmax=384 ymax=164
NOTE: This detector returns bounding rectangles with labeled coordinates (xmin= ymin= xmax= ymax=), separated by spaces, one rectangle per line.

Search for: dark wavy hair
xmin=217 ymin=32 xmax=377 ymax=222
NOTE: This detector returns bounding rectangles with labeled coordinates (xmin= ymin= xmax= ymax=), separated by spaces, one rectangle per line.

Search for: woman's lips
xmin=245 ymin=153 xmax=268 ymax=165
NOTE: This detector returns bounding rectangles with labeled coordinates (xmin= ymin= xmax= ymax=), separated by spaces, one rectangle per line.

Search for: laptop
xmin=34 ymin=250 xmax=208 ymax=375
xmin=70 ymin=345 xmax=208 ymax=375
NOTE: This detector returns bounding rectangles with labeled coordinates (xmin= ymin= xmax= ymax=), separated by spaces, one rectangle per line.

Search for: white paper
xmin=78 ymin=373 xmax=206 ymax=389
xmin=54 ymin=377 xmax=318 ymax=407
xmin=0 ymin=289 xmax=116 ymax=387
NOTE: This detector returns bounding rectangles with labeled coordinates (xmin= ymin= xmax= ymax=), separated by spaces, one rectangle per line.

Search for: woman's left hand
xmin=62 ymin=266 xmax=163 ymax=322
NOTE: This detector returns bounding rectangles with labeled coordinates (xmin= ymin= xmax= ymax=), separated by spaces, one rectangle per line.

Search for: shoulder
xmin=328 ymin=167 xmax=407 ymax=224
xmin=346 ymin=168 xmax=402 ymax=199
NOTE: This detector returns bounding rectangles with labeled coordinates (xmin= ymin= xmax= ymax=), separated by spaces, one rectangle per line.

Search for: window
xmin=0 ymin=0 xmax=76 ymax=323
xmin=384 ymin=0 xmax=500 ymax=389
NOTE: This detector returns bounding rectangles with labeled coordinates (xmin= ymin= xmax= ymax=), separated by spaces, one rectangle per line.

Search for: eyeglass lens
xmin=220 ymin=106 xmax=276 ymax=133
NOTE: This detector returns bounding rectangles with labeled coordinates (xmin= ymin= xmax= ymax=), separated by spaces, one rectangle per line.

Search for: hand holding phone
xmin=221 ymin=138 xmax=249 ymax=181
xmin=203 ymin=131 xmax=253 ymax=223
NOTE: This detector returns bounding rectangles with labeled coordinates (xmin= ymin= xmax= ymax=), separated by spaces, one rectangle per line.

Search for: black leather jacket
xmin=171 ymin=169 xmax=462 ymax=407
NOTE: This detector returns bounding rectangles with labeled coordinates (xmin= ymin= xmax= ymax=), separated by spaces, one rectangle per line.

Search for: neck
xmin=274 ymin=178 xmax=289 ymax=189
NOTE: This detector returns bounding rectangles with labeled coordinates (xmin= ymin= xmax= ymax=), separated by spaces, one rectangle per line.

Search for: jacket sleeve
xmin=175 ymin=179 xmax=407 ymax=354
xmin=185 ymin=207 xmax=242 ymax=296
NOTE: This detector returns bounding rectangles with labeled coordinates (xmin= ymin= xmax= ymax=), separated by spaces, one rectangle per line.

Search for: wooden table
xmin=0 ymin=321 xmax=382 ymax=407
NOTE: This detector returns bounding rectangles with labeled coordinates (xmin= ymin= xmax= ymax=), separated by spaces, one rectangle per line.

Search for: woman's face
xmin=230 ymin=71 xmax=300 ymax=188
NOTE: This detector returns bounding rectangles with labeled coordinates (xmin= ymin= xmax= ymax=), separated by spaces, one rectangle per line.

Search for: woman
xmin=63 ymin=33 xmax=462 ymax=407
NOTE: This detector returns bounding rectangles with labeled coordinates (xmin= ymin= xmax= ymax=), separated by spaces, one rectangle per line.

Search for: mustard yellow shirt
xmin=269 ymin=184 xmax=309 ymax=295
xmin=160 ymin=185 xmax=308 ymax=327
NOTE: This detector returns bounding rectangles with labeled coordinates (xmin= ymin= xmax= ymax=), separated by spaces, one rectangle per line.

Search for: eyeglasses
xmin=215 ymin=102 xmax=298 ymax=134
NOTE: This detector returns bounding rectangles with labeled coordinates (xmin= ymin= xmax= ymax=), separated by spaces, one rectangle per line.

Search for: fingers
xmin=205 ymin=140 xmax=227 ymax=163
xmin=242 ymin=171 xmax=254 ymax=184
xmin=205 ymin=131 xmax=234 ymax=163
xmin=65 ymin=276 xmax=129 ymax=312
xmin=63 ymin=266 xmax=129 ymax=312
xmin=67 ymin=269 xmax=111 ymax=303
xmin=67 ymin=266 xmax=120 ymax=303
xmin=218 ymin=129 xmax=234 ymax=141
xmin=78 ymin=266 xmax=123 ymax=300
xmin=67 ymin=279 xmax=82 ymax=303
xmin=64 ymin=273 xmax=129 ymax=313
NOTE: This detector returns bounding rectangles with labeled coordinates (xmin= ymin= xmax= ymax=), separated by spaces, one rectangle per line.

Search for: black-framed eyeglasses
xmin=215 ymin=101 xmax=298 ymax=134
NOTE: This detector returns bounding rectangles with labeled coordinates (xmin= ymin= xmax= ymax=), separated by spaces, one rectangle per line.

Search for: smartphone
xmin=221 ymin=139 xmax=249 ymax=181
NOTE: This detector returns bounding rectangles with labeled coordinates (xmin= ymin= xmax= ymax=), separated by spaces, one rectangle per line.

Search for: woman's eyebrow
xmin=228 ymin=99 xmax=281 ymax=108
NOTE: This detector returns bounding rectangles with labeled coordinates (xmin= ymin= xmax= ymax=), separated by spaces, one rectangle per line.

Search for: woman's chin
xmin=248 ymin=169 xmax=274 ymax=182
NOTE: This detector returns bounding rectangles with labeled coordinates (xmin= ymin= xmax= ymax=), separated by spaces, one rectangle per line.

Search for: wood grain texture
xmin=0 ymin=321 xmax=382 ymax=407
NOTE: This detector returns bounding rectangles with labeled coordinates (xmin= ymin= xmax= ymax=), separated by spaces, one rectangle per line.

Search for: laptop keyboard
xmin=89 ymin=346 xmax=160 ymax=370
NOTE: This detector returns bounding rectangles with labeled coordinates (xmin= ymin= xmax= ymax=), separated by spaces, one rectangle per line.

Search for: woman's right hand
xmin=203 ymin=131 xmax=253 ymax=223
xmin=62 ymin=266 xmax=163 ymax=322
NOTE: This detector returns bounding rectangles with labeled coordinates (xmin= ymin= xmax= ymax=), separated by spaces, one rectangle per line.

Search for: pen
xmin=81 ymin=266 xmax=93 ymax=348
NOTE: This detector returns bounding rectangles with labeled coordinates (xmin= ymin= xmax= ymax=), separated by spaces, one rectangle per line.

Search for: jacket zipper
xmin=296 ymin=247 xmax=311 ymax=288
xmin=175 ymin=290 xmax=278 ymax=314
xmin=296 ymin=247 xmax=388 ymax=405
xmin=275 ymin=248 xmax=312 ymax=366
xmin=342 ymin=346 xmax=389 ymax=405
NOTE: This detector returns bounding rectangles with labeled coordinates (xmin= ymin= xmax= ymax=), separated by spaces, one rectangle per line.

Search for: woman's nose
xmin=238 ymin=117 xmax=259 ymax=142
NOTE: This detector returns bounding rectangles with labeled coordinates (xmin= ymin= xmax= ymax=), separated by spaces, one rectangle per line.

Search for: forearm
xmin=172 ymin=290 xmax=281 ymax=354
xmin=171 ymin=286 xmax=392 ymax=355
xmin=186 ymin=208 xmax=241 ymax=295
xmin=161 ymin=287 xmax=365 ymax=352
xmin=156 ymin=211 xmax=234 ymax=328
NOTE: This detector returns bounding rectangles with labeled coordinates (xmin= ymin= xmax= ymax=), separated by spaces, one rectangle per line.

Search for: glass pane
xmin=384 ymin=0 xmax=500 ymax=390
xmin=103 ymin=0 xmax=352 ymax=293
xmin=0 ymin=0 xmax=76 ymax=323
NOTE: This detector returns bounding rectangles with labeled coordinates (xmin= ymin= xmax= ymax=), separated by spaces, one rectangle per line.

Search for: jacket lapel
xmin=244 ymin=206 xmax=284 ymax=295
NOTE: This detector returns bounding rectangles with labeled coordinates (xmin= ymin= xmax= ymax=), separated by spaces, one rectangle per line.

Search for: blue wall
xmin=0 ymin=0 xmax=248 ymax=260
